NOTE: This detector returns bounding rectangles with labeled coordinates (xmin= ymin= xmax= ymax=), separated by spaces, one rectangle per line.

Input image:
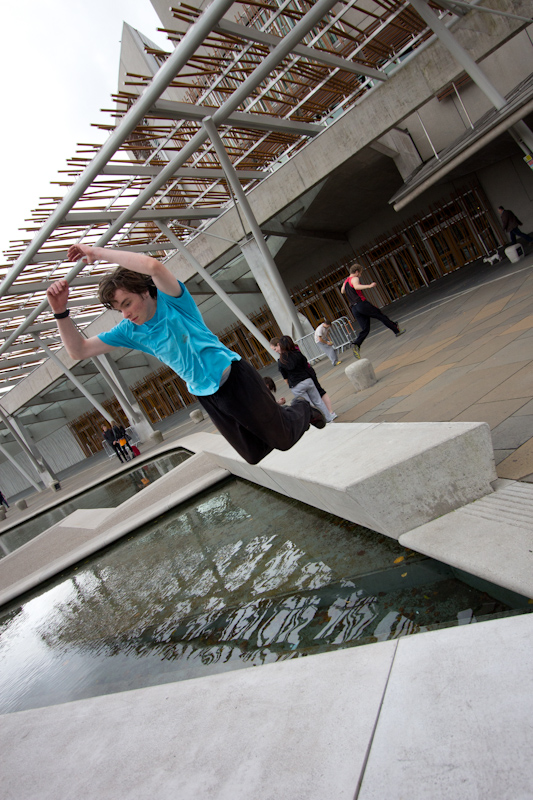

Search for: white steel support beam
xmin=32 ymin=334 xmax=114 ymax=426
xmin=0 ymin=443 xmax=41 ymax=492
xmin=409 ymin=0 xmax=533 ymax=154
xmin=0 ymin=0 xmax=340 ymax=354
xmin=101 ymin=165 xmax=264 ymax=179
xmin=0 ymin=0 xmax=236 ymax=334
xmin=155 ymin=221 xmax=275 ymax=355
xmin=202 ymin=116 xmax=303 ymax=339
xmin=214 ymin=18 xmax=387 ymax=82
xmin=0 ymin=405 xmax=60 ymax=491
xmin=150 ymin=99 xmax=323 ymax=137
xmin=92 ymin=354 xmax=155 ymax=441
xmin=60 ymin=207 xmax=222 ymax=227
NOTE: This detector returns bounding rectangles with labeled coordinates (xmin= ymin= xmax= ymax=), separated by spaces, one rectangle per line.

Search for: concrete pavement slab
xmin=0 ymin=642 xmax=397 ymax=800
xmin=357 ymin=613 xmax=533 ymax=800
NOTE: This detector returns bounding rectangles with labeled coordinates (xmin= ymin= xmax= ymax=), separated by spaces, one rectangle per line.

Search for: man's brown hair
xmin=98 ymin=267 xmax=157 ymax=310
xmin=349 ymin=264 xmax=363 ymax=275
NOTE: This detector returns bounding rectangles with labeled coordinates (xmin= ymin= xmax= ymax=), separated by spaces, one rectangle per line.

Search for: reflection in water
xmin=0 ymin=478 xmax=528 ymax=714
xmin=0 ymin=450 xmax=190 ymax=556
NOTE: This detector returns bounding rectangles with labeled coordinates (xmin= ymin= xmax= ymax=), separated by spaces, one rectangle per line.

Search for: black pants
xmin=351 ymin=301 xmax=399 ymax=346
xmin=198 ymin=359 xmax=311 ymax=465
xmin=113 ymin=443 xmax=129 ymax=462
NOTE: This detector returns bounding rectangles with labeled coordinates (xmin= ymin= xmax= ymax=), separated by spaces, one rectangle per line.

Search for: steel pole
xmin=155 ymin=221 xmax=275 ymax=356
xmin=0 ymin=0 xmax=235 ymax=299
xmin=203 ymin=116 xmax=303 ymax=338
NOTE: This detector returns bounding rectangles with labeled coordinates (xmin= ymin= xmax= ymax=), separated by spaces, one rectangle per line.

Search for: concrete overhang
xmin=390 ymin=74 xmax=533 ymax=211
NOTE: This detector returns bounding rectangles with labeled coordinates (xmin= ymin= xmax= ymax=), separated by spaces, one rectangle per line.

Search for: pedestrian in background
xmin=314 ymin=320 xmax=341 ymax=366
xmin=498 ymin=206 xmax=533 ymax=245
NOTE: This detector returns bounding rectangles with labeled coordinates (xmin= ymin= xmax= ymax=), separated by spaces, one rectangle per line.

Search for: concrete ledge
xmin=0 ymin=454 xmax=229 ymax=608
xmin=176 ymin=421 xmax=497 ymax=538
xmin=399 ymin=479 xmax=533 ymax=598
xmin=2 ymin=614 xmax=532 ymax=799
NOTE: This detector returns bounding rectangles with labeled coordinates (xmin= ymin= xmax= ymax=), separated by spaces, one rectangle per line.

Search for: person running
xmin=47 ymin=245 xmax=325 ymax=466
xmin=341 ymin=264 xmax=405 ymax=358
xmin=274 ymin=336 xmax=335 ymax=423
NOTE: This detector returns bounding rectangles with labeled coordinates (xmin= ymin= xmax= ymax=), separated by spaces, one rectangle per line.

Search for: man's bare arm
xmin=47 ymin=279 xmax=114 ymax=360
xmin=67 ymin=244 xmax=182 ymax=297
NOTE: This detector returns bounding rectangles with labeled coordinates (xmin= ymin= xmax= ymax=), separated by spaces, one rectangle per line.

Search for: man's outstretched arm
xmin=67 ymin=244 xmax=182 ymax=297
xmin=47 ymin=278 xmax=114 ymax=360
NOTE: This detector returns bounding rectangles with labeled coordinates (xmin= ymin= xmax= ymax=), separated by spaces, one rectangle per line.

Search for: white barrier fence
xmin=296 ymin=316 xmax=355 ymax=364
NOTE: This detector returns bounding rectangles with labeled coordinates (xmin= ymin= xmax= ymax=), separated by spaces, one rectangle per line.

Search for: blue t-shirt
xmin=98 ymin=285 xmax=240 ymax=396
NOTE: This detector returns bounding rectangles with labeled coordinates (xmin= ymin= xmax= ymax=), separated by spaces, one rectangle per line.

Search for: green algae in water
xmin=0 ymin=477 xmax=527 ymax=713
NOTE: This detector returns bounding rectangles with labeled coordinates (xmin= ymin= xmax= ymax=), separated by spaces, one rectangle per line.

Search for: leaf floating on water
xmin=394 ymin=556 xmax=404 ymax=564
xmin=401 ymin=572 xmax=407 ymax=578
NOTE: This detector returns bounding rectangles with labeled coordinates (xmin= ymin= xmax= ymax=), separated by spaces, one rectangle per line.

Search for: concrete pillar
xmin=93 ymin=354 xmax=155 ymax=441
xmin=0 ymin=408 xmax=60 ymax=491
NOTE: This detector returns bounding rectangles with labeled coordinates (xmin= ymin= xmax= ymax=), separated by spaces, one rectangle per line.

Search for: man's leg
xmin=510 ymin=228 xmax=518 ymax=244
xmin=113 ymin=444 xmax=125 ymax=463
xmin=351 ymin=305 xmax=371 ymax=346
xmin=364 ymin=302 xmax=400 ymax=334
xmin=292 ymin=378 xmax=334 ymax=422
xmin=317 ymin=341 xmax=337 ymax=365
xmin=199 ymin=360 xmax=314 ymax=464
xmin=517 ymin=228 xmax=533 ymax=243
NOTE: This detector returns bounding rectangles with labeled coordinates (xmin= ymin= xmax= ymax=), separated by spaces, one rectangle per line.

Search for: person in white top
xmin=314 ymin=321 xmax=340 ymax=366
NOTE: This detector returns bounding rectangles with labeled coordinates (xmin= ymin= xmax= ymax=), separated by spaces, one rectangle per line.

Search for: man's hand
xmin=67 ymin=244 xmax=97 ymax=265
xmin=46 ymin=279 xmax=70 ymax=314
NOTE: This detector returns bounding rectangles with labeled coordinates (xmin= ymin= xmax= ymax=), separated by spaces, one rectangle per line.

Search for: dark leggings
xmin=351 ymin=301 xmax=399 ymax=346
xmin=199 ymin=359 xmax=311 ymax=464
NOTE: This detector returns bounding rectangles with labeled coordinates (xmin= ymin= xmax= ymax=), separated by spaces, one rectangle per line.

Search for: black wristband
xmin=53 ymin=309 xmax=70 ymax=319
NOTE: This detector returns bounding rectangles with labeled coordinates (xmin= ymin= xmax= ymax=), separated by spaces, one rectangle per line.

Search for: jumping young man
xmin=47 ymin=245 xmax=325 ymax=465
xmin=341 ymin=264 xmax=405 ymax=358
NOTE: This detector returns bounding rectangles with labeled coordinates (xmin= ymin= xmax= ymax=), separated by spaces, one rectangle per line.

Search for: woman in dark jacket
xmin=275 ymin=336 xmax=335 ymax=423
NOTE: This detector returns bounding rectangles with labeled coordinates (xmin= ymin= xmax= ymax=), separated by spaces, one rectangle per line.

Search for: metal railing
xmin=296 ymin=316 xmax=355 ymax=364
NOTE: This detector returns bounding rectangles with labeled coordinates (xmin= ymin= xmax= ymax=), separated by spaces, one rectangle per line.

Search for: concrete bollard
xmin=189 ymin=409 xmax=204 ymax=424
xmin=149 ymin=431 xmax=164 ymax=444
xmin=16 ymin=499 xmax=27 ymax=510
xmin=0 ymin=507 xmax=5 ymax=520
xmin=345 ymin=358 xmax=377 ymax=392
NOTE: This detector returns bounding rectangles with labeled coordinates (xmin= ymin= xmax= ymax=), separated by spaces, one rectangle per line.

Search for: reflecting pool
xmin=0 ymin=476 xmax=529 ymax=714
xmin=0 ymin=450 xmax=191 ymax=557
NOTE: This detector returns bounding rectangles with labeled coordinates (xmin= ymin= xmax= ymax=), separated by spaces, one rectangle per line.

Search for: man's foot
xmin=333 ymin=360 xmax=342 ymax=366
xmin=309 ymin=406 xmax=326 ymax=429
xmin=330 ymin=412 xmax=338 ymax=420
xmin=395 ymin=327 xmax=406 ymax=337
xmin=352 ymin=344 xmax=361 ymax=359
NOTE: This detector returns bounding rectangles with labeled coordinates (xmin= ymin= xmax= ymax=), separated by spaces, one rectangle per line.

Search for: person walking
xmin=48 ymin=245 xmax=325 ymax=467
xmin=274 ymin=336 xmax=335 ymax=423
xmin=314 ymin=320 xmax=341 ymax=366
xmin=0 ymin=489 xmax=9 ymax=509
xmin=498 ymin=206 xmax=533 ymax=245
xmin=341 ymin=264 xmax=405 ymax=358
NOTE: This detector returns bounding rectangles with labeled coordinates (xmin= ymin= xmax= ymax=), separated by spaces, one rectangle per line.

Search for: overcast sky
xmin=0 ymin=0 xmax=170 ymax=261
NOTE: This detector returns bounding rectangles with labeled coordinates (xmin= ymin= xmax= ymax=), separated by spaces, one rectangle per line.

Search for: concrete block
xmin=176 ymin=421 xmax=497 ymax=538
xmin=148 ymin=430 xmax=164 ymax=444
xmin=15 ymin=498 xmax=27 ymax=510
xmin=0 ymin=508 xmax=5 ymax=521
xmin=189 ymin=409 xmax=204 ymax=424
xmin=345 ymin=359 xmax=377 ymax=392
